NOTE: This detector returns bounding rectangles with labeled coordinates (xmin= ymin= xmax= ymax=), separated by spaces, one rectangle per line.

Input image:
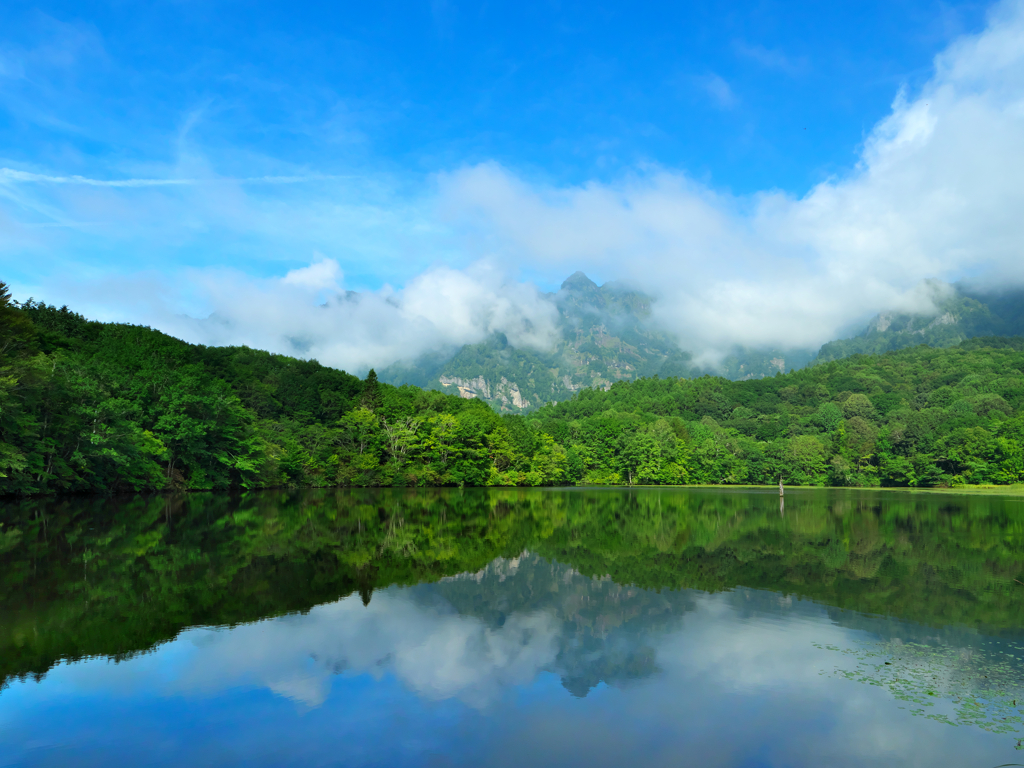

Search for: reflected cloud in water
xmin=3 ymin=553 xmax=1020 ymax=767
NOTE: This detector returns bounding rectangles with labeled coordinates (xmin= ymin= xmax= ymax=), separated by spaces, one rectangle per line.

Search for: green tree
xmin=361 ymin=369 xmax=383 ymax=411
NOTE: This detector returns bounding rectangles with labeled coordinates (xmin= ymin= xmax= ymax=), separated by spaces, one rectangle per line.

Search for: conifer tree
xmin=361 ymin=368 xmax=383 ymax=411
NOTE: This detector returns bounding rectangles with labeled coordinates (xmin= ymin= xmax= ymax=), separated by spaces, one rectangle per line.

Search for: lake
xmin=2 ymin=487 xmax=1024 ymax=767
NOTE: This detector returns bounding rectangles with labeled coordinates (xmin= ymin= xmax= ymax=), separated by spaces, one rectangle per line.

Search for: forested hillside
xmin=2 ymin=281 xmax=1023 ymax=495
xmin=527 ymin=337 xmax=1024 ymax=487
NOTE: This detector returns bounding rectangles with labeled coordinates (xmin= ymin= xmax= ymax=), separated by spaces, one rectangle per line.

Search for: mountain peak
xmin=560 ymin=271 xmax=598 ymax=292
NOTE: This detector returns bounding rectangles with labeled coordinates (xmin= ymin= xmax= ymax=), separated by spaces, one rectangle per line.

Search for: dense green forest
xmin=3 ymin=487 xmax=1023 ymax=691
xmin=527 ymin=336 xmax=1024 ymax=488
xmin=2 ymin=281 xmax=1023 ymax=495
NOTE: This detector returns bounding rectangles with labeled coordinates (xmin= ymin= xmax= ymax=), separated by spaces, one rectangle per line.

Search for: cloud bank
xmin=156 ymin=259 xmax=560 ymax=373
xmin=6 ymin=0 xmax=1024 ymax=369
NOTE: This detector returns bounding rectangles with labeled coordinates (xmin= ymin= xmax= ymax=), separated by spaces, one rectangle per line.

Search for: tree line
xmin=2 ymin=282 xmax=1023 ymax=495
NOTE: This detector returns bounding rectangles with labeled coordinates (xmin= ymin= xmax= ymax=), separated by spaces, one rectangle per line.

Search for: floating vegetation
xmin=815 ymin=638 xmax=1024 ymax=745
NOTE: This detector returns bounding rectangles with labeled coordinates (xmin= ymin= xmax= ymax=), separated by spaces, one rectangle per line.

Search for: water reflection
xmin=2 ymin=487 xmax=1024 ymax=766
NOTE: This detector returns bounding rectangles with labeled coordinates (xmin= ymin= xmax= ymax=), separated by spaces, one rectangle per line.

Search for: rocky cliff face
xmin=439 ymin=374 xmax=531 ymax=410
xmin=423 ymin=273 xmax=701 ymax=413
xmin=868 ymin=309 xmax=957 ymax=335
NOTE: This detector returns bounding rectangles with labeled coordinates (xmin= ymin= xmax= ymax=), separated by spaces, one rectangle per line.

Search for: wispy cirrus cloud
xmin=732 ymin=40 xmax=808 ymax=75
xmin=693 ymin=73 xmax=739 ymax=109
xmin=0 ymin=168 xmax=350 ymax=187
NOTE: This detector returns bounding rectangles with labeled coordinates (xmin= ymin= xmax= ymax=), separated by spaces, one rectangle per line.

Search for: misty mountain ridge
xmin=816 ymin=285 xmax=1024 ymax=362
xmin=379 ymin=271 xmax=814 ymax=412
xmin=379 ymin=272 xmax=1024 ymax=414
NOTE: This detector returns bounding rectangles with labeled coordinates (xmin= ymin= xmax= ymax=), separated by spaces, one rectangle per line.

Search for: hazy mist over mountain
xmin=371 ymin=272 xmax=1024 ymax=412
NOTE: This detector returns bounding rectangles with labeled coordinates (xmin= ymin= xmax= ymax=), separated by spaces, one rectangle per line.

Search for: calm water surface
xmin=2 ymin=487 xmax=1024 ymax=767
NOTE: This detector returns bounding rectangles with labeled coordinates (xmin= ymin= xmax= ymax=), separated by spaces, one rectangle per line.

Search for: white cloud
xmin=280 ymin=255 xmax=342 ymax=291
xmin=144 ymin=258 xmax=560 ymax=373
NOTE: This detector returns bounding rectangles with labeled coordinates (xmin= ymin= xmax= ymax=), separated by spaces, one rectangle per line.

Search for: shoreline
xmin=5 ymin=482 xmax=1024 ymax=502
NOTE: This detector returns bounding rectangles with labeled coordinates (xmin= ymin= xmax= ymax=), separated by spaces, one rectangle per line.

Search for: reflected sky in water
xmin=3 ymin=549 xmax=1021 ymax=768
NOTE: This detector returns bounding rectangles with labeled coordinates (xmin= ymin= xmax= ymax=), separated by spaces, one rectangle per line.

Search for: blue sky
xmin=1 ymin=1 xmax=988 ymax=206
xmin=2 ymin=0 xmax=1022 ymax=370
